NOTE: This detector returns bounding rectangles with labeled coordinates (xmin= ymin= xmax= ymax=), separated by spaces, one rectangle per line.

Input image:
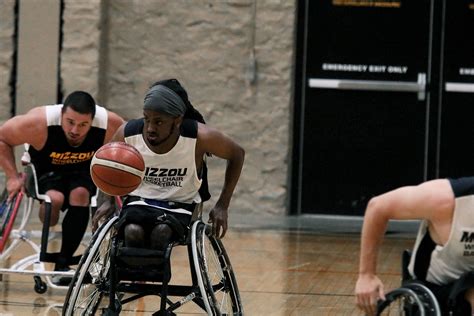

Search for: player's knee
xmin=39 ymin=202 xmax=60 ymax=226
xmin=124 ymin=223 xmax=145 ymax=247
xmin=150 ymin=224 xmax=173 ymax=250
xmin=464 ymin=287 xmax=474 ymax=305
xmin=69 ymin=187 xmax=90 ymax=206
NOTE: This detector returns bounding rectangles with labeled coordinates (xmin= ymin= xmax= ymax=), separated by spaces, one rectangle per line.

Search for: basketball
xmin=90 ymin=142 xmax=145 ymax=196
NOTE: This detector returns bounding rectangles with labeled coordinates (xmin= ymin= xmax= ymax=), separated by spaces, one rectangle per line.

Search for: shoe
xmin=52 ymin=266 xmax=74 ymax=286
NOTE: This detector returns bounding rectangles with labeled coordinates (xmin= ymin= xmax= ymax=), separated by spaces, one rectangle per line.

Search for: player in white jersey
xmin=355 ymin=176 xmax=474 ymax=315
xmin=92 ymin=79 xmax=244 ymax=250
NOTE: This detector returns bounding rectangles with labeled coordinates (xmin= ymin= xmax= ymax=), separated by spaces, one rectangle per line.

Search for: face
xmin=143 ymin=110 xmax=181 ymax=147
xmin=61 ymin=107 xmax=93 ymax=147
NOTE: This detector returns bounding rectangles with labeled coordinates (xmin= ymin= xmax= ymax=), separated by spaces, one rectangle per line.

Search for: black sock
xmin=58 ymin=206 xmax=89 ymax=268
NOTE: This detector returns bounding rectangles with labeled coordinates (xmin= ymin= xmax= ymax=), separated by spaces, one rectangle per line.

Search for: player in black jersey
xmin=355 ymin=177 xmax=474 ymax=315
xmin=0 ymin=91 xmax=124 ymax=284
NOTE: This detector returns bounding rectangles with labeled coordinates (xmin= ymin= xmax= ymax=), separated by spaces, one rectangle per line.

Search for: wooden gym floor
xmin=0 ymin=213 xmax=418 ymax=315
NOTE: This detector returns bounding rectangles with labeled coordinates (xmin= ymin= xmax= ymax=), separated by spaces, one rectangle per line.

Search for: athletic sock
xmin=58 ymin=206 xmax=90 ymax=268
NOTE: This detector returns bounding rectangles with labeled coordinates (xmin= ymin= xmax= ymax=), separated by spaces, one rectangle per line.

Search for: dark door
xmin=292 ymin=1 xmax=434 ymax=215
xmin=438 ymin=2 xmax=474 ymax=178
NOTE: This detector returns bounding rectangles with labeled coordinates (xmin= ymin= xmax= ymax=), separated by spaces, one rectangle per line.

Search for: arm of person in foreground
xmin=197 ymin=123 xmax=245 ymax=239
xmin=355 ymin=178 xmax=454 ymax=315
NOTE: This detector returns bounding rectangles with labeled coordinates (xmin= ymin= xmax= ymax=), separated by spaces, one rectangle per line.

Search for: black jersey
xmin=28 ymin=104 xmax=108 ymax=176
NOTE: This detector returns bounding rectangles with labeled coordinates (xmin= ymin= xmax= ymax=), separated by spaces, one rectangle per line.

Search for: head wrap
xmin=143 ymin=84 xmax=187 ymax=117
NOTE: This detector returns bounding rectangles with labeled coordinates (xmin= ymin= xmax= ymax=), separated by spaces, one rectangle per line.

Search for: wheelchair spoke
xmin=196 ymin=222 xmax=240 ymax=315
xmin=64 ymin=216 xmax=118 ymax=316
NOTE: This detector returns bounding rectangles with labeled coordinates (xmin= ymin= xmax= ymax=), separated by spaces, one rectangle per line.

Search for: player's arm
xmin=197 ymin=123 xmax=245 ymax=238
xmin=104 ymin=111 xmax=125 ymax=143
xmin=355 ymin=179 xmax=454 ymax=315
xmin=0 ymin=107 xmax=46 ymax=199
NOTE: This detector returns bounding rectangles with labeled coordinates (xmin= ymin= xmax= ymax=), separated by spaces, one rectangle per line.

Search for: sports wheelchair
xmin=0 ymin=155 xmax=94 ymax=293
xmin=377 ymin=250 xmax=474 ymax=315
xmin=62 ymin=202 xmax=243 ymax=315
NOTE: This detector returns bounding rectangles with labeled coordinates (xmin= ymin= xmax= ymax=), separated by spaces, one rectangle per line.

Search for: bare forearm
xmin=359 ymin=204 xmax=389 ymax=275
xmin=0 ymin=141 xmax=18 ymax=179
xmin=216 ymin=151 xmax=244 ymax=209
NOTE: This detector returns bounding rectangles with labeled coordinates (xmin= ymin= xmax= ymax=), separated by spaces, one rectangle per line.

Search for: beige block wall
xmin=0 ymin=0 xmax=15 ymax=122
xmin=5 ymin=0 xmax=296 ymax=217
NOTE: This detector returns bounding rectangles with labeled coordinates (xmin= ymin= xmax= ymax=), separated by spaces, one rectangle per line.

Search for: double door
xmin=292 ymin=1 xmax=474 ymax=215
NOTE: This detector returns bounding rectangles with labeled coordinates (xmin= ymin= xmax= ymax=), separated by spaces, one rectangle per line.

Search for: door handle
xmin=308 ymin=73 xmax=427 ymax=100
xmin=445 ymin=82 xmax=474 ymax=93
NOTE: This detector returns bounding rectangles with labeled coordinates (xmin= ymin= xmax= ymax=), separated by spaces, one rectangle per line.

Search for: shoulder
xmin=0 ymin=106 xmax=47 ymax=148
xmin=124 ymin=118 xmax=144 ymax=137
xmin=17 ymin=106 xmax=47 ymax=125
xmin=92 ymin=105 xmax=108 ymax=128
xmin=447 ymin=176 xmax=474 ymax=197
xmin=181 ymin=119 xmax=198 ymax=138
xmin=104 ymin=107 xmax=125 ymax=128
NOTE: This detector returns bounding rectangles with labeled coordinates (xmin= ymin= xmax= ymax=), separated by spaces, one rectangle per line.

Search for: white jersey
xmin=123 ymin=119 xmax=202 ymax=215
xmin=408 ymin=177 xmax=474 ymax=285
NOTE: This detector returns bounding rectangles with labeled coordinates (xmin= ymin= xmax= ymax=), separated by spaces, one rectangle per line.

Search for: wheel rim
xmin=65 ymin=217 xmax=117 ymax=315
xmin=193 ymin=222 xmax=241 ymax=315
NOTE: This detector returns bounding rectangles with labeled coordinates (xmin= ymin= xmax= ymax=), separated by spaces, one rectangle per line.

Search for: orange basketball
xmin=90 ymin=142 xmax=145 ymax=196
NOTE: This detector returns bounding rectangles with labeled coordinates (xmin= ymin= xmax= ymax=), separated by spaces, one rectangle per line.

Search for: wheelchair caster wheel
xmin=33 ymin=276 xmax=47 ymax=294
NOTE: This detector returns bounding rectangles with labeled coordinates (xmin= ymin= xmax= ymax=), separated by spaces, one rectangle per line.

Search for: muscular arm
xmin=356 ymin=179 xmax=454 ymax=314
xmin=196 ymin=123 xmax=245 ymax=238
xmin=0 ymin=107 xmax=47 ymax=198
xmin=104 ymin=111 xmax=125 ymax=143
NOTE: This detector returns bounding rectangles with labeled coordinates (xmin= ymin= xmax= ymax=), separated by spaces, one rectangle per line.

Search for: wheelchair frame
xmin=376 ymin=250 xmax=442 ymax=316
xmin=0 ymin=162 xmax=94 ymax=294
xmin=63 ymin=203 xmax=243 ymax=316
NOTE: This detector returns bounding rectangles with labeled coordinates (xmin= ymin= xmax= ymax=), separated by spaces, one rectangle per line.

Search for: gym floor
xmin=0 ymin=213 xmax=418 ymax=315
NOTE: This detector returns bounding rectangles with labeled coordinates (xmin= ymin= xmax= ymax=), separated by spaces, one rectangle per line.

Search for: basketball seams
xmin=90 ymin=141 xmax=145 ymax=196
xmin=91 ymin=156 xmax=144 ymax=177
xmin=91 ymin=169 xmax=140 ymax=190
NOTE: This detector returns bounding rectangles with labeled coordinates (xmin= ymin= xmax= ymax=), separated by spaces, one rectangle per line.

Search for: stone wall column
xmin=16 ymin=0 xmax=60 ymax=113
xmin=15 ymin=0 xmax=60 ymax=164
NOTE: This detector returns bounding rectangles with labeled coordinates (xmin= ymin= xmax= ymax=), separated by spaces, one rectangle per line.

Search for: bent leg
xmin=57 ymin=187 xmax=91 ymax=269
xmin=150 ymin=224 xmax=173 ymax=250
xmin=124 ymin=223 xmax=145 ymax=248
xmin=39 ymin=190 xmax=64 ymax=226
xmin=464 ymin=287 xmax=474 ymax=315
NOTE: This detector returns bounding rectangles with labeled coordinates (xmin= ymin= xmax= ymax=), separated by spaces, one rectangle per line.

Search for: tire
xmin=191 ymin=221 xmax=243 ymax=315
xmin=63 ymin=216 xmax=119 ymax=316
xmin=377 ymin=283 xmax=441 ymax=316
xmin=0 ymin=190 xmax=23 ymax=253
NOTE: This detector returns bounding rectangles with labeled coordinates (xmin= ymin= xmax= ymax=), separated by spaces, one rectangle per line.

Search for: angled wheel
xmin=377 ymin=282 xmax=441 ymax=316
xmin=63 ymin=216 xmax=119 ymax=316
xmin=192 ymin=221 xmax=243 ymax=315
xmin=0 ymin=190 xmax=23 ymax=253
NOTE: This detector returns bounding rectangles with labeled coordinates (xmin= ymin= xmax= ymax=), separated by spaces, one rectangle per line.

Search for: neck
xmin=147 ymin=130 xmax=180 ymax=154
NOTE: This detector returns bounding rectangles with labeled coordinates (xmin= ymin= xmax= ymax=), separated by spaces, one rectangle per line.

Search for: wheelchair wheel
xmin=0 ymin=190 xmax=23 ymax=253
xmin=377 ymin=283 xmax=441 ymax=316
xmin=63 ymin=216 xmax=118 ymax=316
xmin=192 ymin=221 xmax=243 ymax=315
